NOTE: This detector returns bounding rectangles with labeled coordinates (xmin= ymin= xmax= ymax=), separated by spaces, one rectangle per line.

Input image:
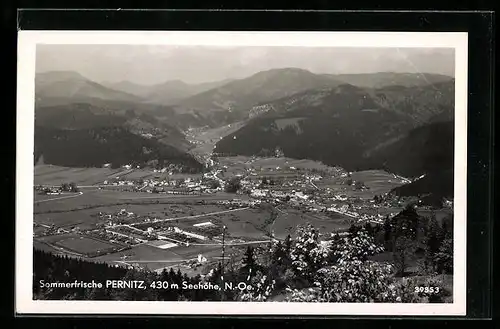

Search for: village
xmin=33 ymin=152 xmax=450 ymax=276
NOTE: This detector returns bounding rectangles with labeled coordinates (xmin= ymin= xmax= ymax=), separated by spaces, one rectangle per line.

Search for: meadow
xmin=54 ymin=236 xmax=123 ymax=256
xmin=271 ymin=207 xmax=353 ymax=239
xmin=34 ymin=165 xmax=203 ymax=187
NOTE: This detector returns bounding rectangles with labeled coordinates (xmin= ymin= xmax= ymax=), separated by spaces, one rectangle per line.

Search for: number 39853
xmin=414 ymin=286 xmax=440 ymax=293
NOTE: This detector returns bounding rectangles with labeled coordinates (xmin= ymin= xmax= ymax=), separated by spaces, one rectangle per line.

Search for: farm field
xmin=35 ymin=207 xmax=109 ymax=229
xmin=53 ymin=235 xmax=123 ymax=256
xmin=217 ymin=156 xmax=340 ymax=178
xmin=188 ymin=123 xmax=246 ymax=157
xmin=318 ymin=169 xmax=406 ymax=200
xmin=33 ymin=240 xmax=60 ymax=253
xmin=34 ymin=165 xmax=204 ymax=187
xmin=34 ymin=165 xmax=123 ymax=186
xmin=92 ymin=243 xmax=185 ymax=270
xmin=34 ymin=188 xmax=244 ymax=214
xmin=351 ymin=170 xmax=407 ymax=195
xmin=34 ymin=201 xmax=245 ymax=229
xmin=218 ymin=156 xmax=336 ymax=171
xmin=91 ymin=242 xmax=245 ymax=271
xmin=271 ymin=207 xmax=353 ymax=239
xmin=33 ymin=192 xmax=77 ymax=202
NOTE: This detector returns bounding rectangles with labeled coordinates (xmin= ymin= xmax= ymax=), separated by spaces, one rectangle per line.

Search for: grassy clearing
xmin=34 ymin=165 xmax=123 ymax=186
xmin=317 ymin=169 xmax=406 ymax=200
xmin=217 ymin=156 xmax=336 ymax=176
xmin=271 ymin=207 xmax=353 ymax=239
xmin=91 ymin=243 xmax=241 ymax=271
xmin=54 ymin=236 xmax=121 ymax=255
xmin=34 ymin=165 xmax=204 ymax=187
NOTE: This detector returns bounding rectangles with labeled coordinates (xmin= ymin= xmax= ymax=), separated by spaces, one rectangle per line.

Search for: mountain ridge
xmin=35 ymin=71 xmax=143 ymax=105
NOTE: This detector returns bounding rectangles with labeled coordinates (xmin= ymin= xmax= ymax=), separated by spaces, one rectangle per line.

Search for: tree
xmin=269 ymin=241 xmax=291 ymax=290
xmin=434 ymin=238 xmax=453 ymax=274
xmin=363 ymin=222 xmax=374 ymax=237
xmin=393 ymin=236 xmax=416 ymax=277
xmin=392 ymin=204 xmax=420 ymax=240
xmin=285 ymin=263 xmax=420 ymax=303
xmin=424 ymin=213 xmax=442 ymax=273
xmin=271 ymin=241 xmax=287 ymax=265
xmin=348 ymin=223 xmax=361 ymax=235
xmin=225 ymin=177 xmax=242 ymax=193
xmin=440 ymin=214 xmax=453 ymax=240
xmin=208 ymin=180 xmax=221 ymax=189
xmin=289 ymin=224 xmax=330 ymax=283
xmin=331 ymin=228 xmax=383 ymax=264
xmin=241 ymin=246 xmax=258 ymax=278
xmin=284 ymin=234 xmax=292 ymax=254
xmin=354 ymin=181 xmax=365 ymax=190
xmin=237 ymin=269 xmax=276 ymax=302
xmin=383 ymin=215 xmax=392 ymax=251
xmin=69 ymin=182 xmax=79 ymax=192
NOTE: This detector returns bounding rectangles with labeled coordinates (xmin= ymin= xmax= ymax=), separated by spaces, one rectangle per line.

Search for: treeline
xmin=34 ymin=125 xmax=203 ymax=173
xmin=33 ymin=249 xmax=221 ymax=301
xmin=364 ymin=120 xmax=454 ymax=178
xmin=350 ymin=205 xmax=453 ymax=277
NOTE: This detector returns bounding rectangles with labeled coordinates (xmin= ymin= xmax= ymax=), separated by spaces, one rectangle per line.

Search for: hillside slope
xmin=35 ymin=102 xmax=192 ymax=151
xmin=215 ymin=81 xmax=454 ymax=174
xmin=34 ymin=126 xmax=203 ymax=172
xmin=177 ymin=68 xmax=343 ymax=113
xmin=214 ymin=84 xmax=415 ymax=170
xmin=36 ymin=71 xmax=143 ymax=105
xmin=363 ymin=120 xmax=454 ymax=178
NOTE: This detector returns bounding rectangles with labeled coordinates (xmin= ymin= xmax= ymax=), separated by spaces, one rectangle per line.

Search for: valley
xmin=32 ymin=66 xmax=455 ymax=302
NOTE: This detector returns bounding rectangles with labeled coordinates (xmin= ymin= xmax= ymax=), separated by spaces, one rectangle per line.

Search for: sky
xmin=36 ymin=45 xmax=455 ymax=85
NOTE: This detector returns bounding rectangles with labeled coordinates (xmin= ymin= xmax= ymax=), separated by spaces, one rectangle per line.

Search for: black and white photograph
xmin=16 ymin=31 xmax=467 ymax=315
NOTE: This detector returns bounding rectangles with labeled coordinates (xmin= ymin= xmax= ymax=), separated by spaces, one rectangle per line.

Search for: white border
xmin=16 ymin=31 xmax=468 ymax=316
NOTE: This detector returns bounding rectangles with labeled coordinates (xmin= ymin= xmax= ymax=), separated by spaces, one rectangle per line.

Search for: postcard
xmin=16 ymin=31 xmax=467 ymax=315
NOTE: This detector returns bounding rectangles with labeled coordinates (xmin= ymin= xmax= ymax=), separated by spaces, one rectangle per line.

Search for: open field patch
xmin=34 ymin=165 xmax=123 ymax=186
xmin=34 ymin=209 xmax=104 ymax=229
xmin=317 ymin=170 xmax=406 ymax=200
xmin=53 ymin=236 xmax=123 ymax=257
xmin=271 ymin=207 xmax=353 ymax=239
xmin=92 ymin=243 xmax=184 ymax=266
xmin=90 ymin=243 xmax=241 ymax=271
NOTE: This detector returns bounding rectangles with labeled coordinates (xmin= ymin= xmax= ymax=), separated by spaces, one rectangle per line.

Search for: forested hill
xmin=214 ymin=82 xmax=454 ymax=177
xmin=214 ymin=84 xmax=416 ymax=171
xmin=34 ymin=126 xmax=203 ymax=172
xmin=35 ymin=102 xmax=192 ymax=151
xmin=363 ymin=120 xmax=454 ymax=178
xmin=366 ymin=120 xmax=454 ymax=202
